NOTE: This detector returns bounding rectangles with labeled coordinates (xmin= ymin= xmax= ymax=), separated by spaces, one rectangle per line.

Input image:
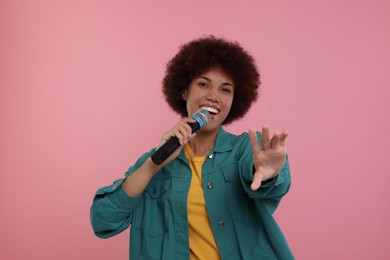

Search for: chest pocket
xmin=221 ymin=162 xmax=251 ymax=224
xmin=144 ymin=177 xmax=171 ymax=199
xmin=133 ymin=177 xmax=171 ymax=237
xmin=222 ymin=162 xmax=241 ymax=183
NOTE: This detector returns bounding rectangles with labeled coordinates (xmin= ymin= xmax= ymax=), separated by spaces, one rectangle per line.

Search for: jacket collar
xmin=177 ymin=126 xmax=233 ymax=162
xmin=213 ymin=126 xmax=233 ymax=153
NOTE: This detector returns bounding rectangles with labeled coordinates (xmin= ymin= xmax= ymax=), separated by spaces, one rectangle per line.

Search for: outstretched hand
xmin=248 ymin=125 xmax=288 ymax=190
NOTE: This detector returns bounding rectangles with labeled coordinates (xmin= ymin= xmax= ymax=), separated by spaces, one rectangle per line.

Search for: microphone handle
xmin=151 ymin=122 xmax=199 ymax=165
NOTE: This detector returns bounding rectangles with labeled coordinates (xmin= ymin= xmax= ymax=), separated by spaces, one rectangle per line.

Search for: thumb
xmin=251 ymin=169 xmax=263 ymax=190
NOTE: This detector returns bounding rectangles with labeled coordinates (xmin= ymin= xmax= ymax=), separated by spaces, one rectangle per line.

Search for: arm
xmin=249 ymin=125 xmax=289 ymax=190
xmin=238 ymin=125 xmax=291 ymax=200
xmin=90 ymin=151 xmax=152 ymax=238
xmin=123 ymin=117 xmax=196 ymax=196
xmin=90 ymin=118 xmax=195 ymax=238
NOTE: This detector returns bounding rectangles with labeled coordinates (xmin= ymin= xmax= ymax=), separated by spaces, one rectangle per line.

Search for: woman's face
xmin=182 ymin=67 xmax=234 ymax=132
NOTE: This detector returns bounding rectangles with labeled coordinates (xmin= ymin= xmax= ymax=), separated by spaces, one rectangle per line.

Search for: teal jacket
xmin=90 ymin=127 xmax=294 ymax=259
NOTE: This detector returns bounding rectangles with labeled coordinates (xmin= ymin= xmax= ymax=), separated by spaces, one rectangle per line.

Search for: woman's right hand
xmin=155 ymin=118 xmax=197 ymax=166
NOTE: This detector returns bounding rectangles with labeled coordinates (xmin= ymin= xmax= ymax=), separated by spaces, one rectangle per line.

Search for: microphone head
xmin=191 ymin=108 xmax=210 ymax=128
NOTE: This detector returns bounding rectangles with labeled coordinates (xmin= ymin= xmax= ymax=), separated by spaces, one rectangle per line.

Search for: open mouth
xmin=200 ymin=106 xmax=219 ymax=115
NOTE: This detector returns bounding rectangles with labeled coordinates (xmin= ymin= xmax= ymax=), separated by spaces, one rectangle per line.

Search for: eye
xmin=221 ymin=87 xmax=233 ymax=94
xmin=198 ymin=82 xmax=209 ymax=88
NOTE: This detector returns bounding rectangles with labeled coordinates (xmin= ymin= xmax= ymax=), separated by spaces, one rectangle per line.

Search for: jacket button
xmin=207 ymin=182 xmax=214 ymax=189
xmin=208 ymin=154 xmax=213 ymax=159
xmin=218 ymin=221 xmax=225 ymax=228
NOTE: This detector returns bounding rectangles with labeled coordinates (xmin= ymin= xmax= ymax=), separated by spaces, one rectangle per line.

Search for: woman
xmin=90 ymin=36 xmax=294 ymax=259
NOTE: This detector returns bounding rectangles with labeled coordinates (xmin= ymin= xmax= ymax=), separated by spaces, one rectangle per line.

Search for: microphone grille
xmin=192 ymin=108 xmax=210 ymax=128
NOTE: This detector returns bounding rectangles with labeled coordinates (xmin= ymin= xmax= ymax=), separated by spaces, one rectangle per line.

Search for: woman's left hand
xmin=248 ymin=125 xmax=288 ymax=190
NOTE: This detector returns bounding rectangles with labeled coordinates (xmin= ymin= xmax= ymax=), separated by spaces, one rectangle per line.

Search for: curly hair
xmin=162 ymin=35 xmax=260 ymax=125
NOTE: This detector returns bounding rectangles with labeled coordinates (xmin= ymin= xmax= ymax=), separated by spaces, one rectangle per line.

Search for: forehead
xmin=194 ymin=67 xmax=234 ymax=83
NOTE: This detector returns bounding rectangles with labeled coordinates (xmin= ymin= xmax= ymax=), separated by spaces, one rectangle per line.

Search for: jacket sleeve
xmin=237 ymin=132 xmax=292 ymax=206
xmin=90 ymin=149 xmax=155 ymax=238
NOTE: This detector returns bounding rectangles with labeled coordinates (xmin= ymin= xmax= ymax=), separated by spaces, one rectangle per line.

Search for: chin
xmin=202 ymin=122 xmax=220 ymax=132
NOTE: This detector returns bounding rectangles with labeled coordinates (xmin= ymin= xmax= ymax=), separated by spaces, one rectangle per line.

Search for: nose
xmin=206 ymin=87 xmax=220 ymax=102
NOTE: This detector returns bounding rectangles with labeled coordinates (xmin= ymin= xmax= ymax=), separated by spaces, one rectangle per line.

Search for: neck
xmin=189 ymin=128 xmax=219 ymax=157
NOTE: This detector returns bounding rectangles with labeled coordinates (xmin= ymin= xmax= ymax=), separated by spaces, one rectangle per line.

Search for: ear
xmin=181 ymin=89 xmax=188 ymax=101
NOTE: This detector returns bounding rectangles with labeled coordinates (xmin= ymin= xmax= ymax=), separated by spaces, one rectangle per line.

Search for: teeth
xmin=201 ymin=106 xmax=219 ymax=114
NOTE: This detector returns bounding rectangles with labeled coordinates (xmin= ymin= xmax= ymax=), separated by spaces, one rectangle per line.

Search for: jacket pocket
xmin=144 ymin=177 xmax=171 ymax=199
xmin=133 ymin=177 xmax=171 ymax=237
xmin=222 ymin=162 xmax=241 ymax=183
xmin=221 ymin=163 xmax=251 ymax=224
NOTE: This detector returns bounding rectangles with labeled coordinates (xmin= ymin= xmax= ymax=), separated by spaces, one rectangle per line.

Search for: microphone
xmin=151 ymin=108 xmax=210 ymax=165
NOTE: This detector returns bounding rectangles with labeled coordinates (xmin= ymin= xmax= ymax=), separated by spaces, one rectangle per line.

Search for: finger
xmin=177 ymin=124 xmax=192 ymax=145
xmin=251 ymin=169 xmax=263 ymax=190
xmin=159 ymin=120 xmax=192 ymax=147
xmin=248 ymin=128 xmax=261 ymax=155
xmin=173 ymin=130 xmax=185 ymax=145
xmin=262 ymin=125 xmax=270 ymax=150
xmin=279 ymin=131 xmax=289 ymax=146
xmin=188 ymin=132 xmax=197 ymax=140
xmin=184 ymin=117 xmax=197 ymax=124
xmin=182 ymin=118 xmax=196 ymax=136
xmin=270 ymin=131 xmax=281 ymax=149
xmin=182 ymin=121 xmax=193 ymax=136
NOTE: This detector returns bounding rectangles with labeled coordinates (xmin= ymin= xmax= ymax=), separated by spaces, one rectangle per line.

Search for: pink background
xmin=1 ymin=1 xmax=389 ymax=259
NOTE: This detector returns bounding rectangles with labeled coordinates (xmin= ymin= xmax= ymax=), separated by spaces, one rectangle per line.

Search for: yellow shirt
xmin=184 ymin=144 xmax=221 ymax=260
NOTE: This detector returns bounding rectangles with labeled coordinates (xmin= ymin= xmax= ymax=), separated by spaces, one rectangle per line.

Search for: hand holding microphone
xmin=151 ymin=108 xmax=210 ymax=165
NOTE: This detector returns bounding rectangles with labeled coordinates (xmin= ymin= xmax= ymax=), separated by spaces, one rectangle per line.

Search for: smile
xmin=200 ymin=106 xmax=219 ymax=114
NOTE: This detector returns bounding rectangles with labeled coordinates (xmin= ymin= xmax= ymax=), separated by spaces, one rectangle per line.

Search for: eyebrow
xmin=198 ymin=76 xmax=234 ymax=87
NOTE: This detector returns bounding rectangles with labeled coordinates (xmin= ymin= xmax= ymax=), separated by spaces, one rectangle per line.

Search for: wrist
xmin=146 ymin=157 xmax=163 ymax=174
